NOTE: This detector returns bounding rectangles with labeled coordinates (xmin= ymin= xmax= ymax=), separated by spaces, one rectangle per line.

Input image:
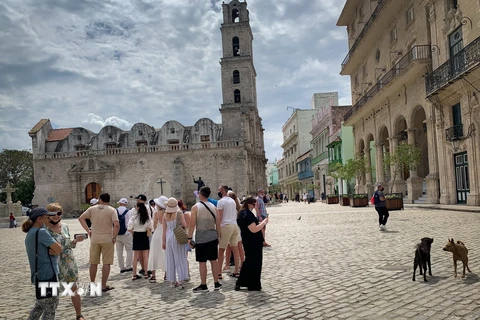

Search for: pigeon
xmin=297 ymin=216 xmax=301 ymax=220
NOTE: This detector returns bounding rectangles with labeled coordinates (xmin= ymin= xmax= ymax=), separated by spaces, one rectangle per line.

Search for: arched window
xmin=233 ymin=70 xmax=240 ymax=84
xmin=232 ymin=37 xmax=240 ymax=56
xmin=234 ymin=89 xmax=241 ymax=103
xmin=232 ymin=9 xmax=239 ymax=23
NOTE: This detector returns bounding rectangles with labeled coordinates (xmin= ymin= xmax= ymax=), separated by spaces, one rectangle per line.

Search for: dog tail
xmin=456 ymin=240 xmax=465 ymax=246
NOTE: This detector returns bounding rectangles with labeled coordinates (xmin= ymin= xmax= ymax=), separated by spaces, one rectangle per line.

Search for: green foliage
xmin=384 ymin=143 xmax=422 ymax=192
xmin=268 ymin=184 xmax=282 ymax=194
xmin=329 ymin=154 xmax=371 ymax=195
xmin=0 ymin=150 xmax=34 ymax=205
xmin=385 ymin=194 xmax=402 ymax=199
xmin=353 ymin=194 xmax=368 ymax=199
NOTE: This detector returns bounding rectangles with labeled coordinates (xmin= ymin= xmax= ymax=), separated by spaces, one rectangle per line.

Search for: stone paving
xmin=1 ymin=202 xmax=480 ymax=319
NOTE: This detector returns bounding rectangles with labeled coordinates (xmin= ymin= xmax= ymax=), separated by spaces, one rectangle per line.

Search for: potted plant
xmin=326 ymin=194 xmax=339 ymax=204
xmin=351 ymin=194 xmax=369 ymax=207
xmin=385 ymin=193 xmax=404 ymax=210
xmin=339 ymin=194 xmax=350 ymax=206
xmin=384 ymin=143 xmax=421 ymax=209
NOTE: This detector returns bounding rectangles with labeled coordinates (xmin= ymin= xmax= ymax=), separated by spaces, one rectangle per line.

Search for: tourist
xmin=178 ymin=199 xmax=191 ymax=280
xmin=46 ymin=203 xmax=85 ymax=320
xmin=128 ymin=202 xmax=153 ymax=280
xmin=216 ymin=185 xmax=241 ymax=280
xmin=223 ymin=190 xmax=245 ymax=272
xmin=9 ymin=212 xmax=16 ymax=228
xmin=256 ymin=189 xmax=271 ymax=247
xmin=147 ymin=196 xmax=168 ymax=283
xmin=187 ymin=186 xmax=222 ymax=292
xmin=302 ymin=192 xmax=308 ymax=204
xmin=374 ymin=184 xmax=389 ymax=231
xmin=128 ymin=194 xmax=152 ymax=277
xmin=79 ymin=193 xmax=119 ymax=292
xmin=235 ymin=197 xmax=268 ymax=291
xmin=163 ymin=198 xmax=189 ymax=288
xmin=116 ymin=198 xmax=133 ymax=273
xmin=85 ymin=198 xmax=97 ymax=229
xmin=23 ymin=207 xmax=62 ymax=320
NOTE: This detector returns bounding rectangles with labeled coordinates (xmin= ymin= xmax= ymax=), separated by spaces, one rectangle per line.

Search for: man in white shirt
xmin=116 ymin=198 xmax=133 ymax=273
xmin=217 ymin=185 xmax=240 ymax=278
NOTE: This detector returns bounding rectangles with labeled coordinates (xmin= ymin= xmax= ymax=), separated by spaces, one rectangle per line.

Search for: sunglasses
xmin=55 ymin=212 xmax=62 ymax=216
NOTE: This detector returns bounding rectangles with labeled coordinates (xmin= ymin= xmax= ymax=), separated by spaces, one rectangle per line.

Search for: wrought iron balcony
xmin=445 ymin=124 xmax=464 ymax=141
xmin=344 ymin=45 xmax=431 ymax=122
xmin=298 ymin=170 xmax=314 ymax=180
xmin=426 ymin=35 xmax=480 ymax=96
xmin=341 ymin=0 xmax=388 ymax=69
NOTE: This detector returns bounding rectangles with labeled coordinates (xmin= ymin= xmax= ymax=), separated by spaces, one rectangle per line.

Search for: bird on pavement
xmin=297 ymin=216 xmax=301 ymax=220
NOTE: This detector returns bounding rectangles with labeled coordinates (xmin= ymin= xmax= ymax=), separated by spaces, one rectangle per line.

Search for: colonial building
xmin=28 ymin=0 xmax=267 ymax=212
xmin=337 ymin=0 xmax=479 ymax=205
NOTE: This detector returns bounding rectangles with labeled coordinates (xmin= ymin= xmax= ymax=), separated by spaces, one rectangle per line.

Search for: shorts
xmin=195 ymin=239 xmax=218 ymax=262
xmin=218 ymin=224 xmax=240 ymax=249
xmin=90 ymin=242 xmax=114 ymax=265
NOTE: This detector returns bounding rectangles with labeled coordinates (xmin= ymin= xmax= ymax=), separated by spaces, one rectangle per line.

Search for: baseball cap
xmin=117 ymin=198 xmax=128 ymax=205
xmin=29 ymin=207 xmax=49 ymax=220
xmin=135 ymin=194 xmax=147 ymax=201
xmin=90 ymin=198 xmax=98 ymax=205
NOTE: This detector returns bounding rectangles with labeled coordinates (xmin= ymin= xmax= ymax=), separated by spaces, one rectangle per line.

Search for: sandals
xmin=218 ymin=274 xmax=223 ymax=280
xmin=101 ymin=285 xmax=114 ymax=292
xmin=229 ymin=273 xmax=240 ymax=278
xmin=149 ymin=276 xmax=156 ymax=283
xmin=132 ymin=275 xmax=142 ymax=280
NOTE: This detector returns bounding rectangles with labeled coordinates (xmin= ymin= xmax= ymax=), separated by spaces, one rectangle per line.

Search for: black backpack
xmin=117 ymin=208 xmax=129 ymax=235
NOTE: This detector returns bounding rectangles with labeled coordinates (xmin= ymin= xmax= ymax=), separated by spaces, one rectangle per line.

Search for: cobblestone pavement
xmin=1 ymin=202 xmax=480 ymax=320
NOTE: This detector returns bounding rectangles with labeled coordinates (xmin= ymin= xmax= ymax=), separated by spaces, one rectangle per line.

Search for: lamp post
xmin=312 ymin=179 xmax=315 ymax=203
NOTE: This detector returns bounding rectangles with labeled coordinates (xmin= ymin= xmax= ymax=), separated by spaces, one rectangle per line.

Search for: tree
xmin=329 ymin=154 xmax=371 ymax=195
xmin=384 ymin=143 xmax=422 ymax=193
xmin=0 ymin=150 xmax=34 ymax=205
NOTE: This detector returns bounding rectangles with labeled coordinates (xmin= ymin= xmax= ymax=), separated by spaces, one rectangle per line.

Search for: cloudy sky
xmin=0 ymin=0 xmax=351 ymax=161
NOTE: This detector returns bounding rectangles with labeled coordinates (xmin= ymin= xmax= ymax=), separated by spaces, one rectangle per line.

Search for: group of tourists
xmin=22 ymin=186 xmax=271 ymax=319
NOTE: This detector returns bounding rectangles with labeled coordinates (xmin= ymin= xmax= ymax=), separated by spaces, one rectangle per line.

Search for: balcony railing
xmin=298 ymin=170 xmax=314 ymax=180
xmin=445 ymin=124 xmax=464 ymax=141
xmin=344 ymin=45 xmax=431 ymax=122
xmin=426 ymin=36 xmax=480 ymax=96
xmin=341 ymin=0 xmax=388 ymax=69
xmin=311 ymin=151 xmax=328 ymax=165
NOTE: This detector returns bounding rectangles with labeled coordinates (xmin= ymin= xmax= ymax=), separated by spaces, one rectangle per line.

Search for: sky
xmin=0 ymin=0 xmax=351 ymax=162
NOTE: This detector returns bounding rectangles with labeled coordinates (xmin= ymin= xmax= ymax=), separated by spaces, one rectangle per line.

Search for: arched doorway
xmin=410 ymin=106 xmax=429 ymax=178
xmin=394 ymin=115 xmax=410 ymax=181
xmin=153 ymin=178 xmax=173 ymax=198
xmin=85 ymin=182 xmax=101 ymax=204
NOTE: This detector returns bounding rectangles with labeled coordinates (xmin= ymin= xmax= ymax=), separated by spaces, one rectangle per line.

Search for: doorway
xmin=85 ymin=182 xmax=101 ymax=204
xmin=454 ymin=152 xmax=469 ymax=203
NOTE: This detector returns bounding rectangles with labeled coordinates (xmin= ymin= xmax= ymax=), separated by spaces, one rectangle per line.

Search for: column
xmin=406 ymin=128 xmax=418 ymax=178
xmin=375 ymin=143 xmax=386 ymax=185
xmin=364 ymin=148 xmax=373 ymax=195
xmin=424 ymin=117 xmax=440 ymax=204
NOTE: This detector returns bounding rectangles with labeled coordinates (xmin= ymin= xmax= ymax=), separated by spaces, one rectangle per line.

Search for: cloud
xmin=0 ymin=0 xmax=351 ymax=163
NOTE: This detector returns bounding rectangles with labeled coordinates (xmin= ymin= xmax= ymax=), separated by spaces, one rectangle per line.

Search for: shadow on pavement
xmin=188 ymin=290 xmax=226 ymax=308
xmin=246 ymin=291 xmax=274 ymax=306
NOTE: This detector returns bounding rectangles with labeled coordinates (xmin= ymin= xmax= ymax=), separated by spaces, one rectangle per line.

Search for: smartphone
xmin=74 ymin=233 xmax=88 ymax=240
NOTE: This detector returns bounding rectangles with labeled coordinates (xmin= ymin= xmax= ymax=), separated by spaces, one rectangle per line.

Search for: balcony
xmin=344 ymin=45 xmax=431 ymax=124
xmin=426 ymin=36 xmax=480 ymax=96
xmin=341 ymin=0 xmax=388 ymax=72
xmin=445 ymin=124 xmax=464 ymax=141
xmin=298 ymin=170 xmax=314 ymax=180
xmin=311 ymin=151 xmax=328 ymax=165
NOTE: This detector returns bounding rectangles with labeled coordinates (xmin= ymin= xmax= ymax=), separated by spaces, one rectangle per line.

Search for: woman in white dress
xmin=162 ymin=197 xmax=189 ymax=288
xmin=147 ymin=196 xmax=168 ymax=283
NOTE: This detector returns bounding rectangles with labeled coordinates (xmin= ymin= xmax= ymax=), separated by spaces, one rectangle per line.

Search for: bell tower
xmin=219 ymin=0 xmax=266 ymax=192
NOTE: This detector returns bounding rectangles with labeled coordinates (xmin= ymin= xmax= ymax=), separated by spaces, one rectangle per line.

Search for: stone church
xmin=28 ymin=0 xmax=267 ymax=212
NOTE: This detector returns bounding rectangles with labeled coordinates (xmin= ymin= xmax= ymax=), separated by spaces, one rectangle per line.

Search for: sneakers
xmin=193 ymin=284 xmax=209 ymax=293
xmin=379 ymin=224 xmax=387 ymax=231
xmin=214 ymin=282 xmax=222 ymax=291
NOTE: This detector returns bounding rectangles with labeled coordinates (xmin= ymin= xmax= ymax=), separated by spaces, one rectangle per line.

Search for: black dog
xmin=412 ymin=237 xmax=434 ymax=282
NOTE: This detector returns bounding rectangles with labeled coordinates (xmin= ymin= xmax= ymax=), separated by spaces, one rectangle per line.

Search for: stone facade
xmin=337 ymin=0 xmax=480 ymax=205
xmin=28 ymin=0 xmax=267 ymax=212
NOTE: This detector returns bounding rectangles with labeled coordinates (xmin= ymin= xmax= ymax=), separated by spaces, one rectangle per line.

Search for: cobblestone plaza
xmin=2 ymin=202 xmax=480 ymax=319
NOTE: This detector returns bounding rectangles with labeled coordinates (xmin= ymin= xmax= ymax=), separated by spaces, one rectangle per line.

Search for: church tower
xmin=220 ymin=0 xmax=266 ymax=192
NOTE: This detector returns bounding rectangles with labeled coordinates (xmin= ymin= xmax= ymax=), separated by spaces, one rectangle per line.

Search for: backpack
xmin=117 ymin=208 xmax=129 ymax=235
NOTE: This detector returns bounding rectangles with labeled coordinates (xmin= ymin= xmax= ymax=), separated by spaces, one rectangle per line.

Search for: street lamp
xmin=312 ymin=179 xmax=315 ymax=203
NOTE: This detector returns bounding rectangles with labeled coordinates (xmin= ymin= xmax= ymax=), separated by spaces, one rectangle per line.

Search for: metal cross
xmin=157 ymin=178 xmax=166 ymax=194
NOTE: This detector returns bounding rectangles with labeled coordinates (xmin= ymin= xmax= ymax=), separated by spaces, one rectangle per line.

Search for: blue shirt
xmin=25 ymin=227 xmax=59 ymax=284
xmin=207 ymin=198 xmax=218 ymax=207
xmin=256 ymin=196 xmax=268 ymax=218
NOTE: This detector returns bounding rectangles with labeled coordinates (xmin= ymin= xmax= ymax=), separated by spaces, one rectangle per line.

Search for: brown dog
xmin=443 ymin=238 xmax=472 ymax=278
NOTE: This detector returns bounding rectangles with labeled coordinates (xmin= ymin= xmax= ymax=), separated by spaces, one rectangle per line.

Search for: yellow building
xmin=337 ymin=0 xmax=479 ymax=205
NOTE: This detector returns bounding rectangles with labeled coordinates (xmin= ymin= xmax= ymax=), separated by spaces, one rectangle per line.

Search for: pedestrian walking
xmin=79 ymin=193 xmax=119 ymax=292
xmin=9 ymin=212 xmax=16 ymax=228
xmin=187 ymin=187 xmax=222 ymax=293
xmin=255 ymin=189 xmax=270 ymax=247
xmin=46 ymin=203 xmax=85 ymax=320
xmin=116 ymin=198 xmax=133 ymax=273
xmin=162 ymin=198 xmax=189 ymax=288
xmin=374 ymin=184 xmax=389 ymax=231
xmin=235 ymin=197 xmax=268 ymax=291
xmin=23 ymin=207 xmax=62 ymax=320
xmin=128 ymin=202 xmax=153 ymax=280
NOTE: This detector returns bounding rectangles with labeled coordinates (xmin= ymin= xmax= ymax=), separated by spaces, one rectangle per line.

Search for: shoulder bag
xmin=35 ymin=229 xmax=58 ymax=299
xmin=199 ymin=201 xmax=216 ymax=222
xmin=173 ymin=212 xmax=188 ymax=244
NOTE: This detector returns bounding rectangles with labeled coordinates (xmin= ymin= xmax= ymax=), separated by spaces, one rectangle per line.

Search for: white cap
xmin=117 ymin=198 xmax=128 ymax=205
xmin=90 ymin=198 xmax=98 ymax=205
